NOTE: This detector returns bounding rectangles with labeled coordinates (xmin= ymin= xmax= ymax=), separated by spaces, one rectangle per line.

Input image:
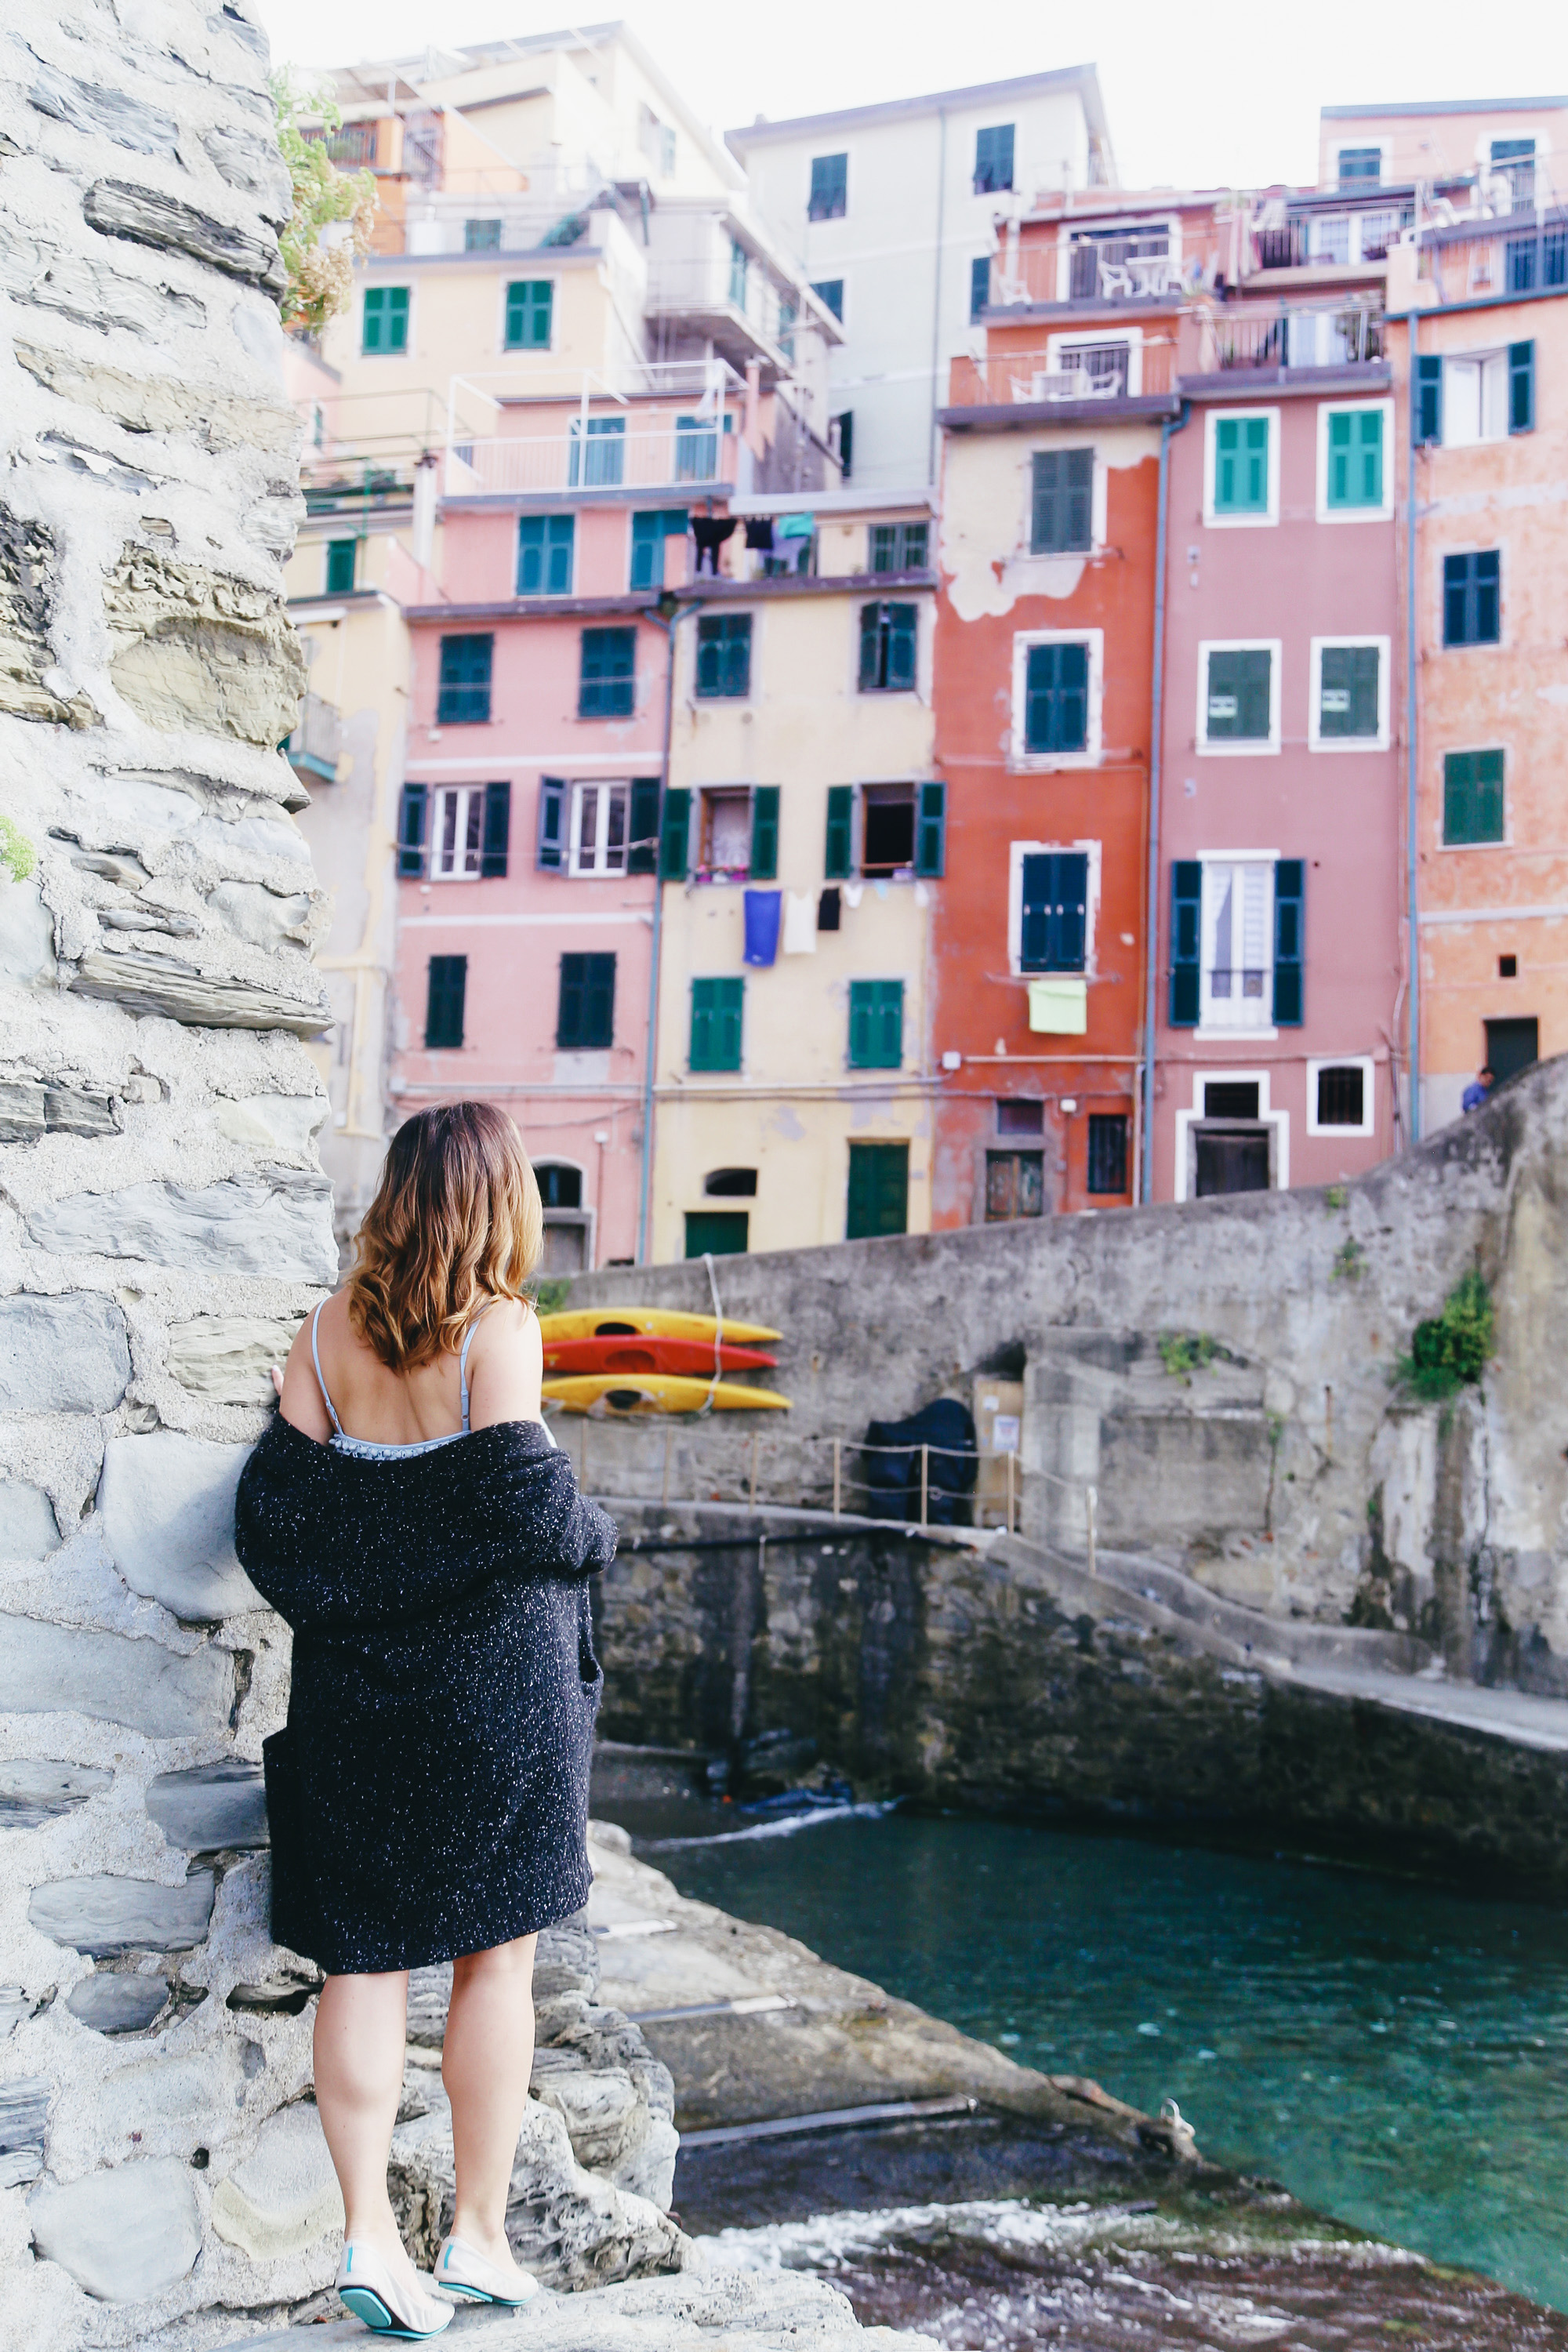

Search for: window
xmin=858 ymin=601 xmax=918 ymax=692
xmin=1446 ymin=353 xmax=1508 ymax=445
xmin=675 ymin=413 xmax=729 ymax=481
xmin=659 ymin=786 xmax=691 ymax=880
xmin=579 ymin=626 xmax=636 ymax=717
xmin=695 ymin=612 xmax=752 ymax=698
xmin=997 ymin=1099 xmax=1044 ymax=1135
xmin=1506 ymin=230 xmax=1567 ymax=291
xmin=1486 ymin=1016 xmax=1538 ymax=1084
xmin=811 ymin=278 xmax=844 ymax=320
xmin=429 ymin=782 xmax=510 ymax=880
xmin=690 ymin=976 xmax=743 ymax=1072
xmin=1031 ymin=449 xmax=1094 ymax=554
xmin=706 ymin=1167 xmax=757 ymax=1196
xmin=517 ymin=514 xmax=574 ymax=596
xmin=465 ymin=218 xmax=501 ymax=251
xmin=832 ymin=410 xmax=854 ymax=479
xmin=504 ymin=280 xmax=553 ymax=350
xmin=1199 ymin=643 xmax=1277 ymax=750
xmin=698 ymin=788 xmax=752 ymax=878
xmin=728 ymin=240 xmax=749 ymax=308
xmin=825 ymin=786 xmax=853 ymax=880
xmin=630 ymin=509 xmax=688 ymax=592
xmin=1204 ymin=861 xmax=1272 ymax=1027
xmin=846 ymin=1141 xmax=908 ymax=1240
xmin=1443 ymin=749 xmax=1504 ymax=845
xmin=848 ymin=979 xmax=903 ymax=1069
xmin=437 ymin=633 xmax=492 ymax=725
xmin=1415 ymin=354 xmax=1443 ymax=446
xmin=1338 ymin=146 xmax=1381 ymax=186
xmin=1087 ymin=1112 xmax=1129 ymax=1195
xmin=1509 ymin=341 xmax=1536 ymax=433
xmin=397 ymin=782 xmax=427 ymax=877
xmin=986 ymin=1152 xmax=1044 ymax=1221
xmin=1023 ymin=641 xmax=1089 ymax=753
xmin=1051 ymin=339 xmax=1131 ymax=397
xmin=569 ymin=782 xmax=630 ymax=876
xmin=1491 ymin=135 xmax=1536 ymax=205
xmin=970 ymin=256 xmax=991 ymax=321
xmin=1312 ymin=641 xmax=1385 ymax=746
xmin=556 ymin=952 xmax=615 ymax=1050
xmin=1310 ymin=1062 xmax=1371 ymax=1134
xmin=536 ymin=1163 xmax=583 ymax=1208
xmin=325 ymin=538 xmax=356 ymax=594
xmin=974 ymin=124 xmax=1014 ymax=194
xmin=568 ymin=415 xmax=625 ymax=488
xmin=685 ymin=1210 xmax=748 ymax=1256
xmin=361 ymin=285 xmax=408 ymax=354
xmin=1322 ymin=403 xmax=1385 ymax=512
xmin=869 ymin=521 xmax=930 ymax=573
xmin=808 ymin=153 xmax=848 ymax=221
xmin=1019 ymin=851 xmax=1088 ymax=973
xmin=639 ymin=103 xmax=677 ymax=177
xmin=1207 ymin=411 xmax=1275 ymax=522
xmin=1443 ymin=552 xmax=1501 ymax=647
xmin=424 ymin=955 xmax=466 ymax=1049
xmin=1171 ymin=858 xmax=1302 ymax=1031
xmin=861 ymin=786 xmax=915 ymax=876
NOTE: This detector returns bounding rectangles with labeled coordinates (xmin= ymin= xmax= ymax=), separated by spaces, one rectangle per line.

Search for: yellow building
xmin=649 ymin=495 xmax=941 ymax=1258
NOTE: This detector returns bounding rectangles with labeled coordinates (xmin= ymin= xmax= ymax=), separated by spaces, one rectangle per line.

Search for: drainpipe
xmin=637 ymin=597 xmax=690 ymax=1263
xmin=927 ymin=107 xmax=949 ymax=488
xmin=1140 ymin=402 xmax=1186 ymax=1202
xmin=1406 ymin=310 xmax=1421 ymax=1143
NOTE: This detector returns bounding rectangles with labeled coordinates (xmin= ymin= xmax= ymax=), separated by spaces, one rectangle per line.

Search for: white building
xmin=729 ymin=67 xmax=1116 ymax=492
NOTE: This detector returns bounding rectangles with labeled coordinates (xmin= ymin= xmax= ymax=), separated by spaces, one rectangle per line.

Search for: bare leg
xmin=314 ymin=1970 xmax=434 ymax=2304
xmin=443 ymin=1933 xmax=538 ymax=2280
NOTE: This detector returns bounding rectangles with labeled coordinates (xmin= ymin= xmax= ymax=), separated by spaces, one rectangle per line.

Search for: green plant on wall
xmin=1157 ymin=1330 xmax=1220 ymax=1382
xmin=0 ymin=815 xmax=38 ymax=885
xmin=1331 ymin=1236 xmax=1365 ymax=1283
xmin=532 ymin=1278 xmax=573 ymax=1316
xmin=270 ymin=71 xmax=378 ymax=335
xmin=1396 ymin=1269 xmax=1494 ymax=1402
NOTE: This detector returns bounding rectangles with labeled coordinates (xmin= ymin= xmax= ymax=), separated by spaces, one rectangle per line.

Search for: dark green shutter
xmin=750 ymin=786 xmax=779 ymax=880
xmin=425 ymin=955 xmax=466 ymax=1048
xmin=659 ymin=786 xmax=691 ymax=880
xmin=535 ymin=776 xmax=565 ymax=870
xmin=557 ymin=952 xmax=615 ymax=1049
xmin=915 ymin=780 xmax=946 ymax=877
xmin=325 ymin=538 xmax=356 ymax=593
xmin=846 ymin=1141 xmax=909 ymax=1240
xmin=1031 ymin=449 xmax=1093 ymax=553
xmin=1509 ymin=340 xmax=1535 ymax=433
xmin=886 ymin=604 xmax=917 ymax=688
xmin=1272 ymin=860 xmax=1305 ymax=1026
xmin=1443 ymin=750 xmax=1504 ymax=845
xmin=858 ymin=604 xmax=880 ymax=690
xmin=481 ymin=781 xmax=510 ymax=877
xmin=825 ymin=784 xmax=854 ymax=879
xmin=630 ymin=513 xmax=662 ymax=591
xmin=690 ymin=976 xmax=743 ymax=1071
xmin=397 ymin=782 xmax=427 ymax=877
xmin=848 ymin=980 xmax=903 ymax=1069
xmin=1170 ymin=862 xmax=1201 ymax=1026
xmin=506 ymin=281 xmax=553 ymax=348
xmin=628 ymin=778 xmax=661 ymax=874
xmin=1416 ymin=354 xmax=1443 ymax=445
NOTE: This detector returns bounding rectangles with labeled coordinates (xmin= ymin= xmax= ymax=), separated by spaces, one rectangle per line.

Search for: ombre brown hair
xmin=348 ymin=1103 xmax=543 ymax=1371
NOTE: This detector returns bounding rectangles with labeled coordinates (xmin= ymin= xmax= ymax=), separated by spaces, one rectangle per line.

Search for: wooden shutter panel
xmin=1065 ymin=448 xmax=1093 ymax=548
xmin=858 ymin=604 xmax=880 ymax=690
xmin=915 ymin=780 xmax=946 ymax=877
xmin=1416 ymin=354 xmax=1443 ymax=445
xmin=628 ymin=778 xmax=661 ymax=874
xmin=750 ymin=786 xmax=779 ymax=880
xmin=586 ymin=953 xmax=615 ymax=1048
xmin=535 ymin=776 xmax=565 ymax=870
xmin=481 ymin=781 xmax=510 ymax=877
xmin=1170 ymin=861 xmax=1201 ymax=1026
xmin=1328 ymin=409 xmax=1351 ymax=503
xmin=825 ymin=784 xmax=854 ymax=879
xmin=1243 ymin=416 xmax=1269 ymax=506
xmin=879 ymin=981 xmax=903 ymax=1065
xmin=1272 ymin=859 xmax=1305 ymax=1026
xmin=659 ymin=786 xmax=691 ymax=880
xmin=887 ymin=606 xmax=917 ymax=688
xmin=1350 ymin=645 xmax=1379 ymax=735
xmin=1019 ymin=852 xmax=1049 ymax=970
xmin=397 ymin=782 xmax=427 ymax=877
xmin=517 ymin=517 xmax=543 ymax=595
xmin=1509 ymin=340 xmax=1535 ymax=433
xmin=1056 ymin=853 xmax=1088 ymax=970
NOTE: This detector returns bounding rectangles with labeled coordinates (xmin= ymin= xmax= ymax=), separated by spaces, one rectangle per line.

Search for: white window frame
xmin=1010 ymin=626 xmax=1105 ymax=769
xmin=1443 ymin=350 xmax=1510 ymax=448
xmin=1307 ymin=1055 xmax=1376 ymax=1138
xmin=1203 ymin=405 xmax=1280 ymax=528
xmin=1308 ymin=635 xmax=1391 ymax=752
xmin=1316 ymin=397 xmax=1395 ymax=522
xmin=361 ymin=281 xmax=413 ymax=358
xmin=695 ymin=784 xmax=754 ymax=882
xmin=1044 ymin=327 xmax=1144 ymax=398
xmin=1174 ymin=1067 xmax=1290 ymax=1203
xmin=805 ymin=146 xmax=851 ymax=222
xmin=1006 ymin=837 xmax=1102 ymax=978
xmin=1196 ymin=639 xmax=1282 ymax=757
xmin=430 ymin=785 xmax=485 ymax=880
xmin=567 ymin=779 xmax=630 ymax=878
xmin=1195 ymin=853 xmax=1279 ymax=1040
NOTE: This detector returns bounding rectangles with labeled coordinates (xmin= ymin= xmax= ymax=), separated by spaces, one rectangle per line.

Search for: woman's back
xmin=281 ymin=1289 xmax=543 ymax=1451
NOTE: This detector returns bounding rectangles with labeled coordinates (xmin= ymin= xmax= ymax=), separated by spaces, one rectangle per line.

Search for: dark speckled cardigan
xmin=234 ymin=1414 xmax=616 ymax=1974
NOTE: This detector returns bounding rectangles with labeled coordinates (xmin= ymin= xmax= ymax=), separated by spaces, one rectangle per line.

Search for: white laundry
xmin=782 ymin=891 xmax=817 ymax=953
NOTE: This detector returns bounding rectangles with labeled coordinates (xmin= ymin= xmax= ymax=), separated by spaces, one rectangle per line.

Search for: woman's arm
xmin=466 ymin=1296 xmax=544 ymax=1430
xmin=275 ymin=1306 xmax=334 ymax=1443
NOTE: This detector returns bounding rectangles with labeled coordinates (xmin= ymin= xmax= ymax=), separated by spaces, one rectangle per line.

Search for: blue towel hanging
xmin=743 ymin=888 xmax=782 ymax=967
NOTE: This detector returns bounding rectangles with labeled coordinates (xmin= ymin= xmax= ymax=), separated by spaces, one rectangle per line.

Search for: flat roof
xmin=1323 ymin=96 xmax=1568 ymax=119
xmin=728 ymin=63 xmax=1109 ymax=154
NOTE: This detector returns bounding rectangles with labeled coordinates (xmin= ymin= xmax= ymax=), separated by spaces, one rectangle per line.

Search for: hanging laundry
xmin=817 ymin=887 xmax=841 ymax=933
xmin=775 ymin=513 xmax=815 ymax=539
xmin=743 ymin=887 xmax=782 ymax=967
xmin=743 ymin=517 xmax=775 ymax=550
xmin=842 ymin=881 xmax=864 ymax=909
xmin=782 ymin=890 xmax=817 ymax=953
xmin=691 ymin=515 xmax=737 ymax=575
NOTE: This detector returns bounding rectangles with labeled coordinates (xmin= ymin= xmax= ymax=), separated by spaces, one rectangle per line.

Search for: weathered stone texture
xmin=65 ymin=1974 xmax=172 ymax=2034
xmin=29 ymin=2158 xmax=202 ymax=2303
xmin=146 ymin=1759 xmax=268 ymax=1850
xmin=29 ymin=1870 xmax=217 ymax=1956
xmin=98 ymin=1430 xmax=262 ymax=1618
xmin=28 ymin=1171 xmax=336 ymax=1279
xmin=0 ymin=1616 xmax=233 ymax=1736
xmin=0 ymin=1294 xmax=129 ymax=1414
xmin=104 ymin=545 xmax=303 ymax=743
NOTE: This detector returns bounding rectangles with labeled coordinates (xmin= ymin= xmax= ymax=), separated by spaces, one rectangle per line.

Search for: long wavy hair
xmin=347 ymin=1103 xmax=543 ymax=1372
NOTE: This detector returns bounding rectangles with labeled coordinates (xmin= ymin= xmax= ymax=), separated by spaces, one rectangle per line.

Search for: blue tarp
xmin=743 ymin=888 xmax=782 ymax=967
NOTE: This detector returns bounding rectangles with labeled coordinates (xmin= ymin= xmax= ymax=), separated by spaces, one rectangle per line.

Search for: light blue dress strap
xmin=310 ymin=1301 xmax=345 ymax=1439
xmin=458 ymin=1298 xmax=503 ymax=1433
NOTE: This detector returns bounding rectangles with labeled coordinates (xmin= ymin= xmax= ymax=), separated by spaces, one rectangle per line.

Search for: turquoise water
xmin=647 ymin=1809 xmax=1568 ymax=2310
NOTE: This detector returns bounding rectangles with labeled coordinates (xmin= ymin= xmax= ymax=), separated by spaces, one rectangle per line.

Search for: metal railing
xmin=982 ymin=241 xmax=1183 ymax=311
xmin=1194 ymin=303 xmax=1384 ymax=372
xmin=1418 ymin=220 xmax=1568 ymax=303
xmin=444 ymin=420 xmax=741 ymax=497
xmin=947 ymin=340 xmax=1177 ymax=408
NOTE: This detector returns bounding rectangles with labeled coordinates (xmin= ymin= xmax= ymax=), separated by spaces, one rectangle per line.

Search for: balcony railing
xmin=1194 ymin=304 xmax=1385 ymax=372
xmin=445 ymin=417 xmax=742 ymax=498
xmin=1419 ymin=217 xmax=1567 ymax=303
xmin=947 ymin=339 xmax=1177 ymax=408
xmin=1253 ymin=207 xmax=1411 ymax=272
xmin=983 ymin=238 xmax=1185 ymax=311
xmin=285 ymin=693 xmax=342 ymax=782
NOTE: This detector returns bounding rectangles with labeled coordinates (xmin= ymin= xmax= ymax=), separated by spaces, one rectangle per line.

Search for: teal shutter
xmin=387 ymin=288 xmax=408 ymax=351
xmin=397 ymin=782 xmax=427 ymax=877
xmin=750 ymin=786 xmax=779 ymax=880
xmin=1416 ymin=354 xmax=1443 ymax=445
xmin=325 ymin=539 xmax=356 ymax=593
xmin=628 ymin=778 xmax=661 ymax=874
xmin=915 ymin=780 xmax=946 ymax=877
xmin=887 ymin=604 xmax=917 ymax=688
xmin=505 ymin=281 xmax=553 ymax=348
xmin=481 ymin=782 xmax=510 ymax=877
xmin=1319 ymin=645 xmax=1380 ymax=738
xmin=1328 ymin=409 xmax=1382 ymax=506
xmin=1509 ymin=341 xmax=1536 ymax=434
xmin=849 ymin=980 xmax=903 ymax=1069
xmin=846 ymin=1141 xmax=909 ymax=1239
xmin=659 ymin=786 xmax=691 ymax=880
xmin=1170 ymin=862 xmax=1201 ymax=1025
xmin=824 ymin=784 xmax=854 ymax=879
xmin=1214 ymin=414 xmax=1269 ymax=513
xmin=535 ymin=777 xmax=566 ymax=870
xmin=517 ymin=515 xmax=574 ymax=595
xmin=1443 ymin=750 xmax=1504 ymax=845
xmin=1272 ymin=860 xmax=1305 ymax=1026
xmin=691 ymin=977 xmax=743 ymax=1071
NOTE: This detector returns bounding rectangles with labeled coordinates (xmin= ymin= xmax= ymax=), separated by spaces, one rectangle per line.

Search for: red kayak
xmin=541 ymin=1336 xmax=779 ymax=1377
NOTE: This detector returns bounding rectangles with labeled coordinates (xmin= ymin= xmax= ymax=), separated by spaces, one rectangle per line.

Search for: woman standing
xmin=237 ymin=1103 xmax=615 ymax=2338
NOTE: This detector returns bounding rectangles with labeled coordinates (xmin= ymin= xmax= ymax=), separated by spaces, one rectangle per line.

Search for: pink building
xmin=1149 ymin=303 xmax=1403 ymax=1199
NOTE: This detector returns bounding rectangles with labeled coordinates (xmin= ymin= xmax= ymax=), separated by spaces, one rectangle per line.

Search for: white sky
xmin=256 ymin=0 xmax=1568 ymax=193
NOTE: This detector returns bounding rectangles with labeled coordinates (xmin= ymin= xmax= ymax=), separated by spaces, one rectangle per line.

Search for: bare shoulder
xmin=277 ymin=1294 xmax=336 ymax=1443
xmin=470 ymin=1295 xmax=540 ymax=1367
xmin=466 ymin=1294 xmax=542 ymax=1427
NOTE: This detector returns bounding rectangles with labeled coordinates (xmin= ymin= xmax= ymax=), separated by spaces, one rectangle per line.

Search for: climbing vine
xmin=1156 ymin=1330 xmax=1220 ymax=1381
xmin=270 ymin=71 xmax=377 ymax=336
xmin=1396 ymin=1269 xmax=1494 ymax=1401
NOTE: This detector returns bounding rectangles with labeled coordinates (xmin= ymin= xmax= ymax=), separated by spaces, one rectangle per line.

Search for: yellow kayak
xmin=539 ymin=1308 xmax=782 ymax=1345
xmin=543 ymin=1373 xmax=791 ymax=1414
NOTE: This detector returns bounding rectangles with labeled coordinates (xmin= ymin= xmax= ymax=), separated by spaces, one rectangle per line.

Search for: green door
xmin=684 ymin=1210 xmax=749 ymax=1258
xmin=846 ymin=1142 xmax=909 ymax=1240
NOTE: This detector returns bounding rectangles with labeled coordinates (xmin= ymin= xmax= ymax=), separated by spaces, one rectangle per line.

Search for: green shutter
xmin=1170 ymin=861 xmax=1201 ymax=1026
xmin=630 ymin=513 xmax=662 ymax=591
xmin=1509 ymin=340 xmax=1535 ymax=434
xmin=858 ymin=603 xmax=880 ymax=690
xmin=1031 ymin=449 xmax=1092 ymax=554
xmin=517 ymin=514 xmax=574 ymax=595
xmin=1443 ymin=750 xmax=1504 ymax=845
xmin=659 ymin=786 xmax=691 ymax=880
xmin=325 ymin=538 xmax=356 ymax=593
xmin=1214 ymin=414 xmax=1269 ymax=514
xmin=750 ymin=786 xmax=779 ymax=881
xmin=691 ymin=976 xmax=743 ymax=1071
xmin=684 ymin=1210 xmax=749 ymax=1257
xmin=1319 ymin=645 xmax=1380 ymax=739
xmin=846 ymin=1141 xmax=908 ymax=1240
xmin=1327 ymin=408 xmax=1382 ymax=507
xmin=481 ymin=781 xmax=510 ymax=877
xmin=825 ymin=784 xmax=854 ymax=879
xmin=506 ymin=280 xmax=553 ymax=348
xmin=848 ymin=980 xmax=903 ymax=1069
xmin=887 ymin=604 xmax=918 ymax=688
xmin=535 ymin=777 xmax=565 ymax=870
xmin=915 ymin=780 xmax=946 ymax=877
xmin=1272 ymin=860 xmax=1305 ymax=1026
xmin=397 ymin=782 xmax=427 ymax=877
xmin=628 ymin=778 xmax=661 ymax=874
xmin=1416 ymin=354 xmax=1443 ymax=445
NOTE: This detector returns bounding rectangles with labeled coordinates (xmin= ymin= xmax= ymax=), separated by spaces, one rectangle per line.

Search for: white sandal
xmin=335 ymin=2242 xmax=452 ymax=2337
xmin=434 ymin=2231 xmax=540 ymax=2306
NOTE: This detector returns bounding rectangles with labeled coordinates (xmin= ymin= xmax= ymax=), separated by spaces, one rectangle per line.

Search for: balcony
xmin=947 ymin=339 xmax=1178 ymax=411
xmin=1192 ymin=303 xmax=1385 ymax=374
xmin=445 ymin=415 xmax=742 ymax=499
xmin=1251 ymin=205 xmax=1412 ymax=274
xmin=982 ymin=236 xmax=1185 ymax=313
xmin=285 ymin=693 xmax=342 ymax=782
xmin=1418 ymin=215 xmax=1567 ymax=304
